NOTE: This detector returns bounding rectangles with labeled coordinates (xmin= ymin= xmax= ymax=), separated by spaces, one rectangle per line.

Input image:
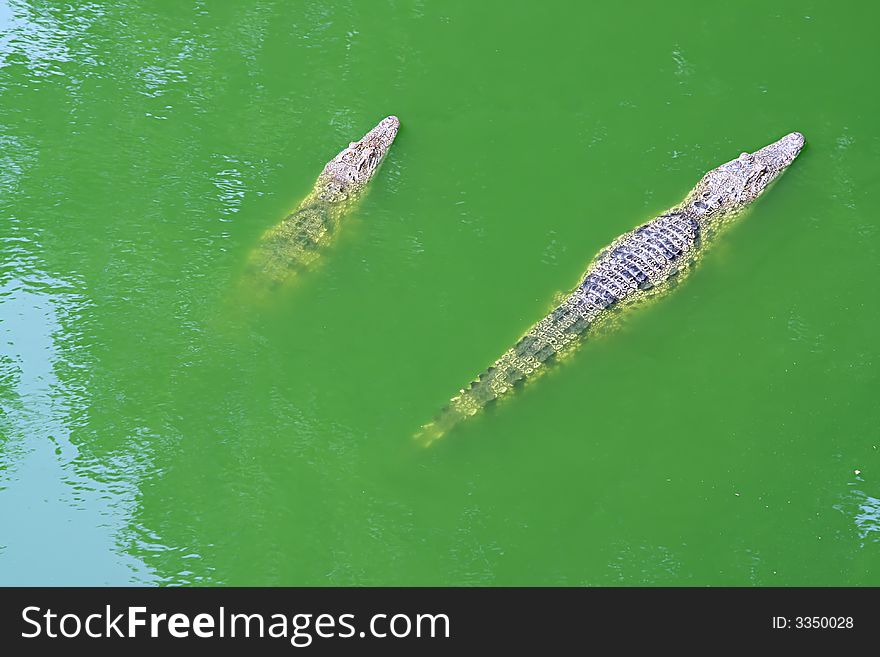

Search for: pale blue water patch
xmin=0 ymin=272 xmax=156 ymax=584
xmin=0 ymin=0 xmax=104 ymax=74
xmin=835 ymin=478 xmax=880 ymax=549
xmin=853 ymin=493 xmax=880 ymax=545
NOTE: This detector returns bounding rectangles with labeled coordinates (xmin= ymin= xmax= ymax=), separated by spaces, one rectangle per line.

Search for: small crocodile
xmin=418 ymin=132 xmax=805 ymax=444
xmin=244 ymin=116 xmax=399 ymax=292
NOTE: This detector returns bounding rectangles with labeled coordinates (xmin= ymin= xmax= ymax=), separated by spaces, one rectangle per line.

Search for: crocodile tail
xmin=416 ymin=296 xmax=592 ymax=445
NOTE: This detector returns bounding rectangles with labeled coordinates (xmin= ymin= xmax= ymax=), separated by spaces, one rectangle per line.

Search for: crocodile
xmin=243 ymin=115 xmax=400 ymax=292
xmin=418 ymin=132 xmax=805 ymax=445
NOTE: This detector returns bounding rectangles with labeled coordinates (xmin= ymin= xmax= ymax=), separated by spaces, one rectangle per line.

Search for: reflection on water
xmin=0 ymin=273 xmax=155 ymax=584
xmin=0 ymin=0 xmax=156 ymax=580
xmin=845 ymin=485 xmax=880 ymax=548
xmin=854 ymin=494 xmax=880 ymax=544
xmin=0 ymin=0 xmax=105 ymax=75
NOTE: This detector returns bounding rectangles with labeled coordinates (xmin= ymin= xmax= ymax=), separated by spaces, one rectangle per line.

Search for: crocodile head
xmin=320 ymin=115 xmax=400 ymax=192
xmin=686 ymin=132 xmax=804 ymax=219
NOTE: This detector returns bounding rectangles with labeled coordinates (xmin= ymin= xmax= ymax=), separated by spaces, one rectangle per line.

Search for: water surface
xmin=1 ymin=0 xmax=878 ymax=585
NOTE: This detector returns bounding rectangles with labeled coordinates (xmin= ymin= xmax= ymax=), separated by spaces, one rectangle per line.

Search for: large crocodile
xmin=418 ymin=132 xmax=805 ymax=444
xmin=243 ymin=115 xmax=400 ymax=293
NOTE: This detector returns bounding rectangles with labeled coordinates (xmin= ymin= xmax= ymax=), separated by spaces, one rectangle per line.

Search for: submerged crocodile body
xmin=419 ymin=132 xmax=805 ymax=444
xmin=244 ymin=116 xmax=399 ymax=292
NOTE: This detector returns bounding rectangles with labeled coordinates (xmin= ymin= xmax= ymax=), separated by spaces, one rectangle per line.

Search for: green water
xmin=1 ymin=0 xmax=878 ymax=586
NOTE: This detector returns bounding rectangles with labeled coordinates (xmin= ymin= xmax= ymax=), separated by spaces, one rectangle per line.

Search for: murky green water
xmin=1 ymin=0 xmax=878 ymax=586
